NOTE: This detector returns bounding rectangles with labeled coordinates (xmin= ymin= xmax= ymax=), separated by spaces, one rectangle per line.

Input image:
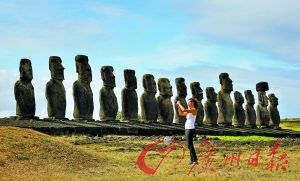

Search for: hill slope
xmin=0 ymin=126 xmax=104 ymax=180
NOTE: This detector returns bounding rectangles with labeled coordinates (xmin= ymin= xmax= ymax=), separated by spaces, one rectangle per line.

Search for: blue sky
xmin=0 ymin=0 xmax=299 ymax=119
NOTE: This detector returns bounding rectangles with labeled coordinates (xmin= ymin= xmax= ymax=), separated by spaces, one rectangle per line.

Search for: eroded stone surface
xmin=121 ymin=69 xmax=138 ymax=122
xmin=99 ymin=66 xmax=118 ymax=121
xmin=190 ymin=82 xmax=204 ymax=125
xmin=256 ymin=82 xmax=270 ymax=128
xmin=157 ymin=78 xmax=174 ymax=124
xmin=268 ymin=93 xmax=281 ymax=129
xmin=174 ymin=77 xmax=187 ymax=124
xmin=14 ymin=58 xmax=38 ymax=119
xmin=244 ymin=90 xmax=256 ymax=128
xmin=217 ymin=73 xmax=234 ymax=127
xmin=73 ymin=55 xmax=94 ymax=120
xmin=46 ymin=56 xmax=67 ymax=120
xmin=233 ymin=91 xmax=245 ymax=128
xmin=140 ymin=74 xmax=158 ymax=123
xmin=203 ymin=87 xmax=218 ymax=127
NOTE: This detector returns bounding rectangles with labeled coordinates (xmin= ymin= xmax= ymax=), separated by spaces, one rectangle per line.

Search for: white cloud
xmin=113 ymin=35 xmax=215 ymax=71
xmin=85 ymin=3 xmax=133 ymax=17
xmin=176 ymin=0 xmax=300 ymax=64
xmin=0 ymin=1 xmax=108 ymax=54
xmin=0 ymin=69 xmax=17 ymax=114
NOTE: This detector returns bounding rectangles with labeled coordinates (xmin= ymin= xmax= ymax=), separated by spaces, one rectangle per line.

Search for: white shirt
xmin=185 ymin=113 xmax=196 ymax=129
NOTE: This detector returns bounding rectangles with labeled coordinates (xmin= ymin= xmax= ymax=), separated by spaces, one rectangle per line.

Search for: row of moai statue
xmin=14 ymin=56 xmax=281 ymax=129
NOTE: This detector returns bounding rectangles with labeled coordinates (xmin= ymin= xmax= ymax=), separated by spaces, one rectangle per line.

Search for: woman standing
xmin=176 ymin=98 xmax=198 ymax=165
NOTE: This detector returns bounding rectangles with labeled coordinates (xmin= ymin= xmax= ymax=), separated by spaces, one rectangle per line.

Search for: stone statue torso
xmin=195 ymin=98 xmax=204 ymax=125
xmin=14 ymin=80 xmax=35 ymax=117
xmin=268 ymin=105 xmax=280 ymax=127
xmin=174 ymin=96 xmax=187 ymax=124
xmin=157 ymin=95 xmax=174 ymax=124
xmin=256 ymin=104 xmax=270 ymax=127
xmin=122 ymin=88 xmax=138 ymax=121
xmin=245 ymin=104 xmax=256 ymax=127
xmin=100 ymin=86 xmax=118 ymax=120
xmin=73 ymin=80 xmax=94 ymax=119
xmin=233 ymin=103 xmax=245 ymax=127
xmin=204 ymin=100 xmax=218 ymax=126
xmin=140 ymin=92 xmax=158 ymax=122
xmin=217 ymin=91 xmax=234 ymax=125
xmin=46 ymin=80 xmax=66 ymax=118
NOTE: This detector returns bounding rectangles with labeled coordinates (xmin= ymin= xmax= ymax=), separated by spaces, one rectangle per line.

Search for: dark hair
xmin=188 ymin=98 xmax=198 ymax=109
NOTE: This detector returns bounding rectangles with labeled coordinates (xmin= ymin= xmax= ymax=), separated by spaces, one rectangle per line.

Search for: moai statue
xmin=233 ymin=91 xmax=245 ymax=128
xmin=140 ymin=74 xmax=159 ymax=123
xmin=14 ymin=58 xmax=38 ymax=119
xmin=121 ymin=69 xmax=138 ymax=122
xmin=256 ymin=82 xmax=270 ymax=128
xmin=157 ymin=78 xmax=174 ymax=124
xmin=99 ymin=66 xmax=118 ymax=121
xmin=73 ymin=55 xmax=94 ymax=120
xmin=244 ymin=90 xmax=256 ymax=128
xmin=174 ymin=77 xmax=187 ymax=124
xmin=190 ymin=82 xmax=204 ymax=125
xmin=268 ymin=93 xmax=281 ymax=129
xmin=45 ymin=56 xmax=67 ymax=120
xmin=217 ymin=73 xmax=234 ymax=127
xmin=203 ymin=87 xmax=218 ymax=127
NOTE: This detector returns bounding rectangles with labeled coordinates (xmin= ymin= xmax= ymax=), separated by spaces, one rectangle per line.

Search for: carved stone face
xmin=20 ymin=59 xmax=33 ymax=81
xmin=101 ymin=66 xmax=115 ymax=88
xmin=258 ymin=92 xmax=268 ymax=107
xmin=143 ymin=74 xmax=157 ymax=93
xmin=158 ymin=78 xmax=173 ymax=97
xmin=268 ymin=93 xmax=278 ymax=106
xmin=206 ymin=87 xmax=217 ymax=101
xmin=191 ymin=82 xmax=203 ymax=100
xmin=234 ymin=91 xmax=244 ymax=104
xmin=221 ymin=78 xmax=233 ymax=93
xmin=50 ymin=57 xmax=64 ymax=81
xmin=124 ymin=70 xmax=137 ymax=89
xmin=244 ymin=90 xmax=255 ymax=105
xmin=79 ymin=63 xmax=92 ymax=83
xmin=176 ymin=78 xmax=187 ymax=97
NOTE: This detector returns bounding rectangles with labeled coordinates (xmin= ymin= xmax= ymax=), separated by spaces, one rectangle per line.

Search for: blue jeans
xmin=185 ymin=129 xmax=197 ymax=163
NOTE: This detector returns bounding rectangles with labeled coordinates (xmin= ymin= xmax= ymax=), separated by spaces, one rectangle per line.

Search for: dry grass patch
xmin=0 ymin=126 xmax=105 ymax=181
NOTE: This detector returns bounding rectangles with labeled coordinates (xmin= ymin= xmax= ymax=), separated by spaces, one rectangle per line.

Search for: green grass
xmin=280 ymin=121 xmax=300 ymax=132
xmin=16 ymin=154 xmax=30 ymax=161
xmin=281 ymin=118 xmax=300 ymax=122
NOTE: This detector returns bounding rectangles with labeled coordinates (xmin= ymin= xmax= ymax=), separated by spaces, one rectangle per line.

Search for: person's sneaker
xmin=189 ymin=161 xmax=198 ymax=165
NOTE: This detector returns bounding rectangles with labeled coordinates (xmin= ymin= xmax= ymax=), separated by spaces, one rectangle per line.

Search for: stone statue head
xmin=49 ymin=56 xmax=64 ymax=81
xmin=256 ymin=82 xmax=269 ymax=92
xmin=256 ymin=82 xmax=269 ymax=107
xmin=19 ymin=58 xmax=33 ymax=81
xmin=268 ymin=93 xmax=278 ymax=106
xmin=101 ymin=66 xmax=115 ymax=88
xmin=175 ymin=77 xmax=187 ymax=97
xmin=143 ymin=74 xmax=157 ymax=93
xmin=258 ymin=92 xmax=268 ymax=107
xmin=244 ymin=90 xmax=255 ymax=105
xmin=158 ymin=78 xmax=173 ymax=97
xmin=75 ymin=55 xmax=92 ymax=84
xmin=124 ymin=69 xmax=137 ymax=90
xmin=234 ymin=91 xmax=244 ymax=104
xmin=219 ymin=73 xmax=233 ymax=93
xmin=190 ymin=82 xmax=203 ymax=100
xmin=206 ymin=87 xmax=217 ymax=101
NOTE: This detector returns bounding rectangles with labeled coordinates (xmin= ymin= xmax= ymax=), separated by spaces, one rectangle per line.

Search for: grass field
xmin=0 ymin=121 xmax=299 ymax=181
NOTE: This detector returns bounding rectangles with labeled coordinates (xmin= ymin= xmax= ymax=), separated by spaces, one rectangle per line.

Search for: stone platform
xmin=0 ymin=118 xmax=299 ymax=138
